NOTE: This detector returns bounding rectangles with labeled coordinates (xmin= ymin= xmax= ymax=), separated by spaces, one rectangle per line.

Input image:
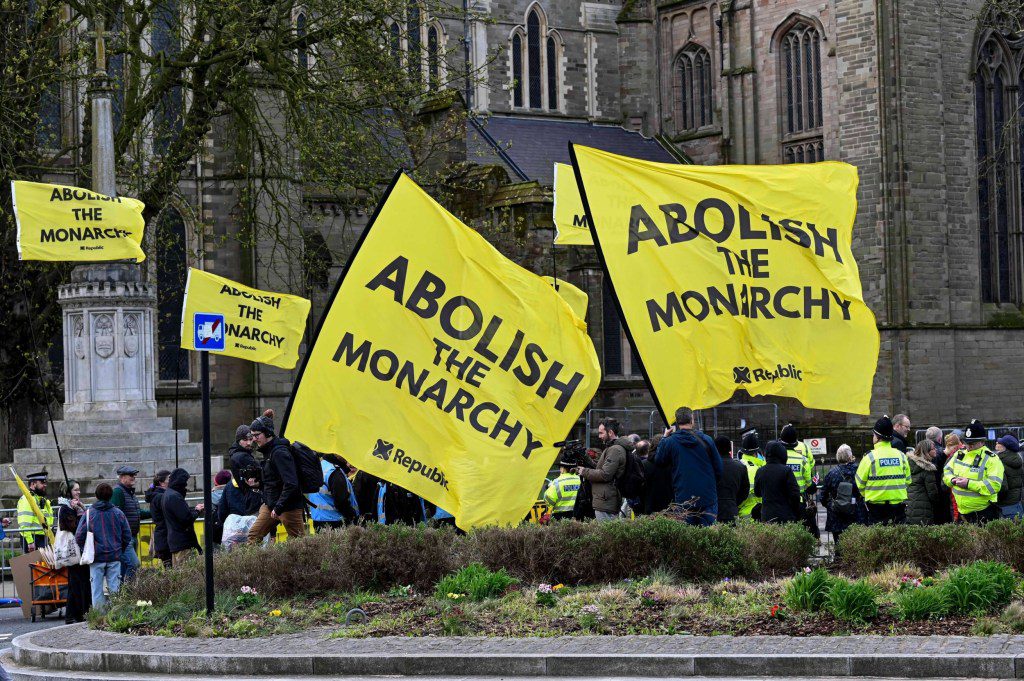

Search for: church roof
xmin=467 ymin=115 xmax=677 ymax=185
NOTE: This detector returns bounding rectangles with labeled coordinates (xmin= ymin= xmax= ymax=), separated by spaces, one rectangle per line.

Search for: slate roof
xmin=467 ymin=115 xmax=677 ymax=185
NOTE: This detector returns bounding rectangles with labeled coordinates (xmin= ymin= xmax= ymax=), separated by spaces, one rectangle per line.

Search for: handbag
xmin=79 ymin=509 xmax=95 ymax=565
xmin=52 ymin=529 xmax=82 ymax=568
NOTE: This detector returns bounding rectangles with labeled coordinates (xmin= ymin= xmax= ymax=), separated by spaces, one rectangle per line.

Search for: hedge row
xmin=127 ymin=518 xmax=816 ymax=604
xmin=838 ymin=519 xmax=1024 ymax=575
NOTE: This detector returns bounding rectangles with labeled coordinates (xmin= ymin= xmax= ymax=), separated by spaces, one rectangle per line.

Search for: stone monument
xmin=4 ymin=17 xmax=212 ymax=499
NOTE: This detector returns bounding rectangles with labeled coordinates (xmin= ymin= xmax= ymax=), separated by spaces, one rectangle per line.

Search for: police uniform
xmin=543 ymin=471 xmax=581 ymax=520
xmin=16 ymin=472 xmax=53 ymax=552
xmin=943 ymin=420 xmax=1003 ymax=524
xmin=737 ymin=429 xmax=765 ymax=518
xmin=855 ymin=416 xmax=911 ymax=525
xmin=781 ymin=424 xmax=818 ymax=537
xmin=308 ymin=459 xmax=358 ymax=531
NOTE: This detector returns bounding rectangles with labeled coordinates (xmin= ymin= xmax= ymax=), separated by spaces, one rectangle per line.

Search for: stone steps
xmin=11 ymin=444 xmax=202 ymax=467
xmin=31 ymin=429 xmax=192 ymax=449
xmin=46 ymin=416 xmax=175 ymax=436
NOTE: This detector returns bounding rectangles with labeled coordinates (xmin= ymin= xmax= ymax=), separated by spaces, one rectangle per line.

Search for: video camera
xmin=554 ymin=439 xmax=591 ymax=469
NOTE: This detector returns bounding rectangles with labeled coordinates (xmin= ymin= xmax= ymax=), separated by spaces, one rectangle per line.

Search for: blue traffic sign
xmin=194 ymin=313 xmax=225 ymax=351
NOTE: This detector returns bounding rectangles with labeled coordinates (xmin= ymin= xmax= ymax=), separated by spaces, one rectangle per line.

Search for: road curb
xmin=11 ymin=627 xmax=1024 ymax=678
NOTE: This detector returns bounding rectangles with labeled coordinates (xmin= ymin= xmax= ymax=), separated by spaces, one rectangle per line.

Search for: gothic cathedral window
xmin=675 ymin=44 xmax=713 ymax=132
xmin=779 ymin=20 xmax=823 ymax=163
xmin=385 ymin=5 xmax=444 ymax=91
xmin=510 ymin=5 xmax=560 ymax=112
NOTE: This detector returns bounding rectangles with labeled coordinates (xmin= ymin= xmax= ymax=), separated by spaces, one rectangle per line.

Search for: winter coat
xmin=259 ymin=437 xmax=304 ymax=514
xmin=579 ymin=437 xmax=629 ymax=514
xmin=353 ymin=471 xmax=382 ymax=522
xmin=716 ymin=457 xmax=750 ymax=523
xmin=111 ymin=482 xmax=144 ymax=535
xmin=162 ymin=469 xmax=202 ymax=554
xmin=652 ymin=429 xmax=722 ymax=511
xmin=145 ymin=486 xmax=169 ymax=555
xmin=640 ymin=454 xmax=674 ymax=515
xmin=996 ymin=448 xmax=1024 ymax=507
xmin=931 ymin=447 xmax=953 ymax=524
xmin=75 ymin=501 xmax=131 ymax=564
xmin=754 ymin=445 xmax=802 ymax=523
xmin=219 ymin=479 xmax=263 ymax=521
xmin=818 ymin=461 xmax=867 ymax=533
xmin=228 ymin=443 xmax=259 ymax=489
xmin=891 ymin=432 xmax=909 ymax=455
xmin=906 ymin=451 xmax=941 ymax=525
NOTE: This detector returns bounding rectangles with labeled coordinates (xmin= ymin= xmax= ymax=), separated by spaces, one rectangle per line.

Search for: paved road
xmin=0 ymin=605 xmax=64 ymax=643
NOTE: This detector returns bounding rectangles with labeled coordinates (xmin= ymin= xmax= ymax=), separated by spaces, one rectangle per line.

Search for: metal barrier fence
xmin=694 ymin=403 xmax=780 ymax=444
xmin=584 ymin=407 xmax=661 ymax=448
xmin=914 ymin=425 xmax=1024 ymax=444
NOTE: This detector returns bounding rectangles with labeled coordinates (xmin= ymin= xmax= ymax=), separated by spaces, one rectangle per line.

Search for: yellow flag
xmin=542 ymin=276 xmax=589 ymax=322
xmin=12 ymin=180 xmax=147 ymax=262
xmin=179 ymin=269 xmax=311 ymax=369
xmin=283 ymin=173 xmax=600 ymax=530
xmin=570 ymin=145 xmax=879 ymax=415
xmin=552 ymin=163 xmax=593 ymax=246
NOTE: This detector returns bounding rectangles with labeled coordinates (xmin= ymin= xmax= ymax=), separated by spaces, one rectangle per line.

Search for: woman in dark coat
xmin=818 ymin=444 xmax=867 ymax=542
xmin=56 ymin=480 xmax=91 ymax=623
xmin=754 ymin=441 xmax=802 ymax=523
xmin=906 ymin=440 xmax=941 ymax=525
xmin=146 ymin=470 xmax=172 ymax=568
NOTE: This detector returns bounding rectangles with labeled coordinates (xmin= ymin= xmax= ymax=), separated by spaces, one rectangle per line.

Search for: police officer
xmin=544 ymin=462 xmax=581 ymax=521
xmin=16 ymin=472 xmax=53 ymax=553
xmin=781 ymin=424 xmax=818 ymax=536
xmin=737 ymin=429 xmax=765 ymax=519
xmin=855 ymin=415 xmax=911 ymax=524
xmin=943 ymin=420 xmax=1003 ymax=524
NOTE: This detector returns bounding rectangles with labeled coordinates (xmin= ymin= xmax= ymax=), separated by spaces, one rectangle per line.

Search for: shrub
xmin=941 ymin=561 xmax=1018 ymax=615
xmin=434 ymin=563 xmax=518 ymax=601
xmin=783 ymin=568 xmax=835 ymax=612
xmin=892 ymin=587 xmax=949 ymax=621
xmin=826 ymin=579 xmax=878 ymax=623
xmin=1000 ymin=602 xmax=1024 ymax=633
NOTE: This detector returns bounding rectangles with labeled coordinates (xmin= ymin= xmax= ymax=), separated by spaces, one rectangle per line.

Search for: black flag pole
xmin=200 ymin=349 xmax=214 ymax=616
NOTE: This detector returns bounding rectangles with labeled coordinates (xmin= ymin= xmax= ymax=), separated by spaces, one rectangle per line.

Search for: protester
xmin=228 ymin=425 xmax=258 ymax=483
xmin=994 ymin=435 xmax=1024 ymax=519
xmin=754 ymin=441 xmax=802 ymax=523
xmin=892 ymin=413 xmax=912 ymax=453
xmin=943 ymin=420 xmax=1003 ymax=525
xmin=55 ymin=482 xmax=90 ymax=623
xmin=855 ymin=416 xmax=910 ymax=525
xmin=926 ymin=426 xmax=953 ymax=524
xmin=75 ymin=483 xmax=131 ymax=609
xmin=352 ymin=470 xmax=382 ymax=523
xmin=714 ymin=436 xmax=748 ymax=523
xmin=640 ymin=434 xmax=673 ymax=515
xmin=308 ymin=454 xmax=359 ymax=531
xmin=737 ymin=429 xmax=765 ymax=519
xmin=110 ymin=465 xmax=146 ymax=582
xmin=219 ymin=465 xmax=263 ymax=520
xmin=906 ymin=440 xmax=940 ymax=525
xmin=543 ymin=461 xmax=581 ymax=521
xmin=211 ymin=470 xmax=231 ymax=507
xmin=818 ymin=444 xmax=866 ymax=542
xmin=17 ymin=472 xmax=53 ymax=553
xmin=247 ymin=409 xmax=307 ymax=542
xmin=146 ymin=470 xmax=172 ymax=568
xmin=376 ymin=482 xmax=430 ymax=524
xmin=652 ymin=408 xmax=721 ymax=526
xmin=573 ymin=418 xmax=627 ymax=522
xmin=162 ymin=468 xmax=205 ymax=566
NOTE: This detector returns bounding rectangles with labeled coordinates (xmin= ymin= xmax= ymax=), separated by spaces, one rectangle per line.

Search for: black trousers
xmin=866 ymin=502 xmax=906 ymax=525
xmin=64 ymin=563 xmax=92 ymax=623
xmin=960 ymin=504 xmax=1000 ymax=525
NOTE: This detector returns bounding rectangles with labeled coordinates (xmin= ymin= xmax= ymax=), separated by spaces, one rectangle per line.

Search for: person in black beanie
xmin=228 ymin=424 xmax=258 ymax=486
xmin=754 ymin=441 xmax=802 ymax=523
xmin=714 ymin=436 xmax=749 ymax=523
xmin=246 ymin=409 xmax=307 ymax=543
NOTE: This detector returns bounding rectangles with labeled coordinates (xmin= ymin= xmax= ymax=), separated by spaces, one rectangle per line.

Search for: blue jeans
xmin=1000 ymin=502 xmax=1024 ymax=519
xmin=90 ymin=561 xmax=122 ymax=608
xmin=120 ymin=539 xmax=140 ymax=582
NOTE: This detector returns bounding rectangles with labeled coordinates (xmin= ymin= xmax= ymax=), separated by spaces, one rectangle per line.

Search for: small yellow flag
xmin=179 ymin=269 xmax=311 ymax=369
xmin=284 ymin=173 xmax=600 ymax=530
xmin=571 ymin=145 xmax=879 ymax=415
xmin=12 ymin=180 xmax=147 ymax=262
xmin=552 ymin=163 xmax=593 ymax=246
xmin=542 ymin=276 xmax=589 ymax=322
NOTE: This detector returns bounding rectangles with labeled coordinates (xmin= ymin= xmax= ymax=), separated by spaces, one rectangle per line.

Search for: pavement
xmin=0 ymin=606 xmax=63 ymax=646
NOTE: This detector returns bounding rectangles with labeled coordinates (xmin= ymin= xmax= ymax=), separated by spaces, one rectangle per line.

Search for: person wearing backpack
xmin=818 ymin=444 xmax=867 ymax=543
xmin=308 ymin=454 xmax=359 ymax=531
xmin=573 ymin=418 xmax=628 ymax=521
xmin=652 ymin=407 xmax=722 ymax=526
xmin=247 ymin=409 xmax=307 ymax=542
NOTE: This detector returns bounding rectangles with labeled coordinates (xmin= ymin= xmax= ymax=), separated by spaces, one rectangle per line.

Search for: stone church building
xmin=9 ymin=0 xmax=1024 ymax=473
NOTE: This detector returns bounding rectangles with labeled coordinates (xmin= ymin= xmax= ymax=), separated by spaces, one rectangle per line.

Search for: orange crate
xmin=29 ymin=562 xmax=68 ymax=621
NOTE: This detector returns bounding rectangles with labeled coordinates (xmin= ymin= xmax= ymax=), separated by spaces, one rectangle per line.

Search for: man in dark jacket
xmin=754 ymin=441 xmax=802 ymax=523
xmin=219 ymin=465 xmax=264 ymax=520
xmin=162 ymin=468 xmax=205 ymax=567
xmin=892 ymin=413 xmax=912 ymax=453
xmin=75 ymin=483 xmax=132 ymax=608
xmin=246 ymin=409 xmax=307 ymax=542
xmin=995 ymin=435 xmax=1024 ymax=519
xmin=145 ymin=470 xmax=171 ymax=567
xmin=714 ymin=436 xmax=749 ymax=523
xmin=653 ymin=407 xmax=722 ymax=526
xmin=640 ymin=435 xmax=673 ymax=515
xmin=110 ymin=465 xmax=147 ymax=582
xmin=574 ymin=418 xmax=627 ymax=521
xmin=228 ymin=425 xmax=258 ymax=487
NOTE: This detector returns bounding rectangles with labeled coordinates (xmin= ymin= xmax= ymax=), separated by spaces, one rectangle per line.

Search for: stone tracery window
xmin=509 ymin=5 xmax=560 ymax=111
xmin=778 ymin=19 xmax=823 ymax=163
xmin=675 ymin=43 xmax=713 ymax=132
xmin=385 ymin=5 xmax=444 ymax=91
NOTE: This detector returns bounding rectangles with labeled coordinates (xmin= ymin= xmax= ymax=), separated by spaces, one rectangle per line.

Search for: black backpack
xmin=616 ymin=448 xmax=647 ymax=499
xmin=290 ymin=441 xmax=324 ymax=494
xmin=832 ymin=468 xmax=859 ymax=519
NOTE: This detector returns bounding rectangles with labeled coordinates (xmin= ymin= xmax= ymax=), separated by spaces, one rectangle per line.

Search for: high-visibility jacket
xmin=943 ymin=446 xmax=1004 ymax=515
xmin=738 ymin=453 xmax=765 ymax=517
xmin=855 ymin=441 xmax=911 ymax=503
xmin=16 ymin=493 xmax=53 ymax=541
xmin=308 ymin=459 xmax=348 ymax=523
xmin=786 ymin=441 xmax=814 ymax=493
xmin=543 ymin=472 xmax=581 ymax=515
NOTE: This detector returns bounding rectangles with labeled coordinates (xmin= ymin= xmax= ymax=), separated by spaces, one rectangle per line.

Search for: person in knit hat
xmin=246 ymin=410 xmax=307 ymax=542
xmin=227 ymin=424 xmax=258 ymax=490
xmin=942 ymin=419 xmax=1003 ymax=524
xmin=994 ymin=434 xmax=1022 ymax=519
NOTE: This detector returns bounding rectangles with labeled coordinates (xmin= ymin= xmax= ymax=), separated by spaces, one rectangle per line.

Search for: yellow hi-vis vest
xmin=786 ymin=441 xmax=814 ymax=493
xmin=738 ymin=453 xmax=765 ymax=517
xmin=942 ymin=446 xmax=1004 ymax=515
xmin=855 ymin=441 xmax=911 ymax=503
xmin=543 ymin=472 xmax=581 ymax=515
xmin=16 ymin=494 xmax=53 ymax=540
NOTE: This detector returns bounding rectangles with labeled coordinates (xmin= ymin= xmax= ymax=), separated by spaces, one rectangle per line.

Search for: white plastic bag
xmin=221 ymin=514 xmax=257 ymax=550
xmin=79 ymin=509 xmax=95 ymax=565
xmin=52 ymin=529 xmax=82 ymax=568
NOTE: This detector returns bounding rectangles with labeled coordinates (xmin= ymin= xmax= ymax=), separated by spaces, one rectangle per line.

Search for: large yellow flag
xmin=12 ymin=180 xmax=147 ymax=262
xmin=552 ymin=163 xmax=593 ymax=246
xmin=283 ymin=173 xmax=600 ymax=530
xmin=570 ymin=145 xmax=878 ymax=415
xmin=179 ymin=269 xmax=311 ymax=369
